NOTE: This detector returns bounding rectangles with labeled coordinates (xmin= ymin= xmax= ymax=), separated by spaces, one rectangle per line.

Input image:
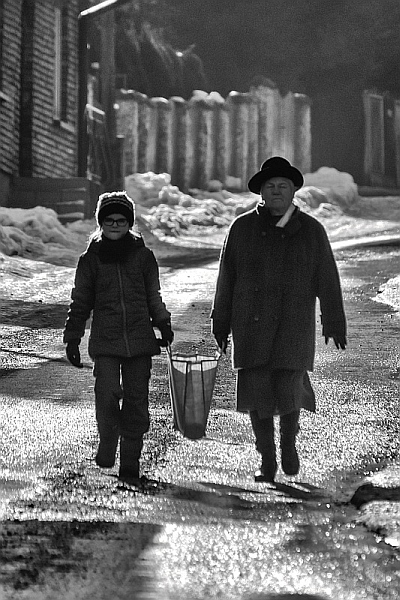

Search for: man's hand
xmin=214 ymin=333 xmax=228 ymax=354
xmin=325 ymin=334 xmax=347 ymax=350
xmin=66 ymin=340 xmax=83 ymax=368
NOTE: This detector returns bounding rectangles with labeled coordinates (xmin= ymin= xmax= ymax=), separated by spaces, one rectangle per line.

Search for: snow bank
xmin=303 ymin=167 xmax=359 ymax=207
xmin=0 ymin=178 xmax=255 ymax=264
xmin=0 ymin=206 xmax=90 ymax=264
xmin=0 ymin=207 xmax=71 ymax=258
xmin=0 ymin=167 xmax=398 ymax=267
xmin=125 ymin=168 xmax=364 ymax=237
xmin=124 ymin=171 xmax=257 ymax=237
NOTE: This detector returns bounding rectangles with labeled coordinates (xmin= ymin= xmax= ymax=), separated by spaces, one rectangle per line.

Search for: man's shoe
xmin=281 ymin=444 xmax=300 ymax=476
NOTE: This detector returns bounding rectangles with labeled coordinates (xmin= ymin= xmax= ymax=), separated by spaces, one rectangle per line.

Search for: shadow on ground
xmin=350 ymin=483 xmax=400 ymax=508
xmin=0 ymin=299 xmax=69 ymax=328
xmin=115 ymin=476 xmax=332 ymax=516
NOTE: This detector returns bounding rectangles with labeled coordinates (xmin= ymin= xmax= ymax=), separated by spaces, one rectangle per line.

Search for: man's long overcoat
xmin=211 ymin=205 xmax=346 ymax=370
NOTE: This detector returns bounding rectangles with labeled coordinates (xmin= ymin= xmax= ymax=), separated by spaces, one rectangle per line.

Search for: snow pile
xmin=0 ymin=206 xmax=90 ymax=265
xmin=0 ymin=206 xmax=73 ymax=258
xmin=125 ymin=167 xmax=362 ymax=239
xmin=124 ymin=172 xmax=175 ymax=207
xmin=125 ymin=171 xmax=257 ymax=237
xmin=303 ymin=166 xmax=359 ymax=208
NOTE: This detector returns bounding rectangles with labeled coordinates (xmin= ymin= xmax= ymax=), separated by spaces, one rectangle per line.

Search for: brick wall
xmin=0 ymin=0 xmax=80 ymax=195
xmin=31 ymin=1 xmax=79 ymax=178
xmin=0 ymin=1 xmax=22 ymax=179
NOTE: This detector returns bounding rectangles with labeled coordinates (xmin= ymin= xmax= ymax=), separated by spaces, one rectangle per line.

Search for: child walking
xmin=63 ymin=191 xmax=173 ymax=482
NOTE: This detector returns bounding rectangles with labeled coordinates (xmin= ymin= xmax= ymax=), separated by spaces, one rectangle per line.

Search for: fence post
xmin=115 ymin=134 xmax=125 ymax=190
xmin=394 ymin=99 xmax=400 ymax=187
xmin=247 ymin=98 xmax=259 ymax=184
xmin=116 ymin=91 xmax=140 ymax=177
xmin=170 ymin=97 xmax=188 ymax=191
xmin=227 ymin=91 xmax=252 ymax=190
xmin=137 ymin=94 xmax=154 ymax=173
xmin=195 ymin=99 xmax=214 ymax=190
xmin=283 ymin=92 xmax=295 ymax=163
xmin=251 ymin=85 xmax=281 ymax=162
xmin=214 ymin=101 xmax=230 ymax=186
xmin=152 ymin=97 xmax=173 ymax=175
xmin=293 ymin=93 xmax=312 ymax=173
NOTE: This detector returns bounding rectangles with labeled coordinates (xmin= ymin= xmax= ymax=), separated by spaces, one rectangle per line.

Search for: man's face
xmin=260 ymin=177 xmax=295 ymax=216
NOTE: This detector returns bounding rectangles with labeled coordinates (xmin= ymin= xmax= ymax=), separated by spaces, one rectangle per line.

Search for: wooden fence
xmin=363 ymin=90 xmax=400 ymax=188
xmin=116 ymin=85 xmax=311 ymax=192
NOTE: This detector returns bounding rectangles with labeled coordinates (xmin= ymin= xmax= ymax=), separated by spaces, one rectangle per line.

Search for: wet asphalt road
xmin=0 ymin=244 xmax=399 ymax=599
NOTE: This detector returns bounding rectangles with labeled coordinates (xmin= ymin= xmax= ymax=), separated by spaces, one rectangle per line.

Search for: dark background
xmin=91 ymin=0 xmax=400 ymax=181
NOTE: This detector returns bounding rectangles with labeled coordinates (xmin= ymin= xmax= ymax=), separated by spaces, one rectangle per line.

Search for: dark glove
xmin=323 ymin=321 xmax=346 ymax=350
xmin=157 ymin=321 xmax=174 ymax=347
xmin=66 ymin=340 xmax=83 ymax=368
xmin=324 ymin=334 xmax=347 ymax=350
xmin=214 ymin=333 xmax=228 ymax=354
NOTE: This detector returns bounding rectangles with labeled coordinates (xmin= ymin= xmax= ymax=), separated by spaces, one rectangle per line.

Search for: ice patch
xmin=375 ymin=275 xmax=400 ymax=313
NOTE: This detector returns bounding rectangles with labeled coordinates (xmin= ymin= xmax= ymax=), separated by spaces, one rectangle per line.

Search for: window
xmin=54 ymin=2 xmax=69 ymax=122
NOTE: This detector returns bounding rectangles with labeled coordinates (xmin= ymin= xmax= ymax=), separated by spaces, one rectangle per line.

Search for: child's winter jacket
xmin=63 ymin=233 xmax=170 ymax=358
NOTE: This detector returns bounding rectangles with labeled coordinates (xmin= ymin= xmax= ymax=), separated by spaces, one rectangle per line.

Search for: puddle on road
xmin=0 ymin=520 xmax=163 ymax=595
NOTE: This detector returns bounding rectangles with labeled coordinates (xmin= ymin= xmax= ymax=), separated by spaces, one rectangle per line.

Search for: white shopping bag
xmin=166 ymin=346 xmax=220 ymax=440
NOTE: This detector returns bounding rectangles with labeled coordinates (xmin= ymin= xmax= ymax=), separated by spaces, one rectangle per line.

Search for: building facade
xmin=0 ymin=0 xmax=81 ymax=206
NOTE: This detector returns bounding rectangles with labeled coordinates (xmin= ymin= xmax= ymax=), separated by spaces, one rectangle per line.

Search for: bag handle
xmin=166 ymin=342 xmax=221 ymax=361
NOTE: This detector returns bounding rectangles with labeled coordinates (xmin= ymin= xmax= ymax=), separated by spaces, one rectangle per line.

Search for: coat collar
xmin=256 ymin=203 xmax=302 ymax=237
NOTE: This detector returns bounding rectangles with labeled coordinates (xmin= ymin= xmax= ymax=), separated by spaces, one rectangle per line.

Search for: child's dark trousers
xmin=93 ymin=355 xmax=152 ymax=476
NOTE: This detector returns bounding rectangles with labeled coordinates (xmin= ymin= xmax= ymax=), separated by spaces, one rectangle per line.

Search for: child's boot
xmin=95 ymin=425 xmax=119 ymax=468
xmin=119 ymin=436 xmax=143 ymax=481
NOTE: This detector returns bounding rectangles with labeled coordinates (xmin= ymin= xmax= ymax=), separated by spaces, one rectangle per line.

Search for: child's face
xmin=101 ymin=213 xmax=130 ymax=240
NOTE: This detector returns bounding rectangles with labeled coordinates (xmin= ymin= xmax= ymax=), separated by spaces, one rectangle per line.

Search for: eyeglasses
xmin=103 ymin=218 xmax=128 ymax=227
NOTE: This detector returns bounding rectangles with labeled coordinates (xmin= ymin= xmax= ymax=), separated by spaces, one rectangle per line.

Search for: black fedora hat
xmin=248 ymin=156 xmax=304 ymax=194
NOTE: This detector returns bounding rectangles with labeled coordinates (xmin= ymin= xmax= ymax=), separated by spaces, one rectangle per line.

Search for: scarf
xmin=98 ymin=233 xmax=136 ymax=263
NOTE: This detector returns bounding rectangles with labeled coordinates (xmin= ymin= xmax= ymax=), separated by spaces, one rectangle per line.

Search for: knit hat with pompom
xmin=95 ymin=191 xmax=135 ymax=226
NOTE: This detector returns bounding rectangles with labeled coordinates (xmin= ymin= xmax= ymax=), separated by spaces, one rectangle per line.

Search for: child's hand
xmin=157 ymin=321 xmax=174 ymax=347
xmin=66 ymin=341 xmax=83 ymax=368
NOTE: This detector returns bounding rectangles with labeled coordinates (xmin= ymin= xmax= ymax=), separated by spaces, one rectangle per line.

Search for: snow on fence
xmin=116 ymin=85 xmax=311 ymax=193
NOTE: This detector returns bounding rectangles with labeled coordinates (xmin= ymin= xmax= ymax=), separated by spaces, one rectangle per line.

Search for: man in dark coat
xmin=211 ymin=156 xmax=347 ymax=482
